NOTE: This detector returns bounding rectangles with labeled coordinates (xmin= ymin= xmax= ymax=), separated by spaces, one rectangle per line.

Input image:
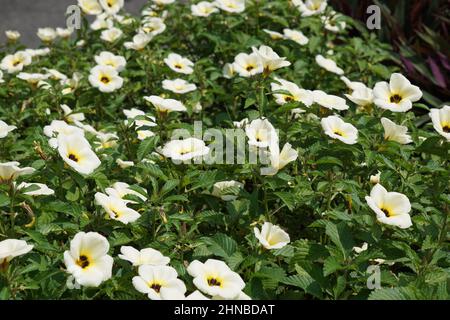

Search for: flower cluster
xmin=0 ymin=0 xmax=448 ymax=301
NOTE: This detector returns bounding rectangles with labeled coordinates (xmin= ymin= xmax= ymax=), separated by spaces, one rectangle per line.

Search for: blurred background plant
xmin=331 ymin=0 xmax=450 ymax=110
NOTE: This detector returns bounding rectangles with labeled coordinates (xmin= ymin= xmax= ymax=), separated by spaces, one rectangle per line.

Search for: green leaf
xmin=137 ymin=136 xmax=159 ymax=161
xmin=274 ymin=192 xmax=296 ymax=211
xmin=368 ymin=287 xmax=414 ymax=300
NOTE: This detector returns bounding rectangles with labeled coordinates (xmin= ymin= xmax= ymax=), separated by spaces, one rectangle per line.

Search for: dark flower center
xmin=77 ymin=255 xmax=90 ymax=269
xmin=151 ymin=283 xmax=162 ymax=293
xmin=443 ymin=125 xmax=450 ymax=133
xmin=68 ymin=153 xmax=79 ymax=162
xmin=381 ymin=208 xmax=391 ymax=217
xmin=207 ymin=277 xmax=221 ymax=287
xmin=390 ymin=94 xmax=402 ymax=103
xmin=101 ymin=76 xmax=110 ymax=84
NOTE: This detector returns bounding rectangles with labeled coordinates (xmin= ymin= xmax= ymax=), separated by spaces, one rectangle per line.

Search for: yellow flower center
xmin=246 ymin=65 xmax=255 ymax=72
xmin=380 ymin=206 xmax=396 ymax=218
xmin=333 ymin=130 xmax=346 ymax=137
xmin=148 ymin=282 xmax=162 ymax=293
xmin=284 ymin=95 xmax=294 ymax=102
xmin=390 ymin=94 xmax=402 ymax=104
xmin=12 ymin=59 xmax=22 ymax=67
xmin=207 ymin=277 xmax=222 ymax=287
xmin=68 ymin=153 xmax=79 ymax=162
xmin=100 ymin=75 xmax=111 ymax=84
xmin=174 ymin=63 xmax=183 ymax=69
xmin=76 ymin=255 xmax=90 ymax=269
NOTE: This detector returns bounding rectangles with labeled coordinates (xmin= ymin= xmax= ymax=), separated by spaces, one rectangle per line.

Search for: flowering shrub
xmin=0 ymin=0 xmax=449 ymax=300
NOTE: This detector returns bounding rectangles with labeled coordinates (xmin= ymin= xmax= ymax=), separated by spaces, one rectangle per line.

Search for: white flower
xmin=0 ymin=120 xmax=16 ymax=138
xmin=193 ymin=102 xmax=202 ymax=113
xmin=116 ymin=159 xmax=134 ymax=169
xmin=161 ymin=138 xmax=210 ymax=161
xmin=254 ymin=222 xmax=290 ymax=250
xmin=123 ymin=108 xmax=157 ymax=131
xmin=91 ymin=13 xmax=114 ymax=30
xmin=315 ymin=55 xmax=344 ymax=75
xmin=213 ymin=291 xmax=252 ymax=300
xmin=233 ymin=53 xmax=263 ymax=78
xmin=162 ymin=78 xmax=197 ymax=94
xmin=124 ymin=33 xmax=152 ymax=50
xmin=340 ymin=76 xmax=367 ymax=91
xmin=95 ymin=192 xmax=141 ymax=224
xmin=105 ymin=182 xmax=147 ymax=203
xmin=5 ymin=30 xmax=20 ymax=41
xmin=16 ymin=182 xmax=54 ymax=196
xmin=251 ymin=45 xmax=291 ymax=73
xmin=429 ymin=105 xmax=450 ymax=141
xmin=24 ymin=48 xmax=50 ymax=58
xmin=164 ymin=53 xmax=194 ymax=75
xmin=322 ymin=14 xmax=346 ymax=33
xmin=321 ymin=115 xmax=358 ymax=145
xmin=381 ymin=118 xmax=412 ymax=144
xmin=345 ymin=86 xmax=374 ymax=107
xmin=283 ymin=29 xmax=309 ymax=45
xmin=295 ymin=0 xmax=328 ymax=17
xmin=373 ymin=73 xmax=422 ymax=112
xmin=214 ymin=0 xmax=245 ymax=13
xmin=370 ymin=171 xmax=381 ymax=184
xmin=313 ymin=90 xmax=349 ymax=110
xmin=0 ymin=51 xmax=32 ymax=74
xmin=212 ymin=180 xmax=244 ymax=201
xmin=44 ymin=120 xmax=84 ymax=140
xmin=63 ymin=232 xmax=113 ymax=287
xmin=61 ymin=104 xmax=86 ymax=123
xmin=187 ymin=259 xmax=245 ymax=299
xmin=271 ymin=78 xmax=313 ymax=107
xmin=94 ymin=51 xmax=127 ymax=72
xmin=88 ymin=65 xmax=123 ymax=93
xmin=37 ymin=28 xmax=57 ymax=42
xmin=61 ymin=72 xmax=83 ymax=95
xmin=141 ymin=17 xmax=166 ymax=36
xmin=78 ymin=0 xmax=103 ymax=15
xmin=100 ymin=27 xmax=123 ymax=42
xmin=0 ymin=162 xmax=35 ymax=183
xmin=152 ymin=0 xmax=176 ymax=5
xmin=137 ymin=130 xmax=156 ymax=140
xmin=352 ymin=242 xmax=368 ymax=254
xmin=93 ymin=131 xmax=118 ymax=150
xmin=123 ymin=108 xmax=145 ymax=120
xmin=99 ymin=0 xmax=124 ymax=14
xmin=365 ymin=184 xmax=412 ymax=229
xmin=0 ymin=239 xmax=33 ymax=265
xmin=245 ymin=118 xmax=278 ymax=148
xmin=233 ymin=118 xmax=249 ymax=129
xmin=144 ymin=95 xmax=187 ymax=113
xmin=56 ymin=27 xmax=73 ymax=38
xmin=263 ymin=29 xmax=284 ymax=40
xmin=222 ymin=63 xmax=235 ymax=79
xmin=119 ymin=246 xmax=170 ymax=266
xmin=44 ymin=68 xmax=68 ymax=81
xmin=263 ymin=142 xmax=298 ymax=175
xmin=0 ymin=70 xmax=4 ymax=83
xmin=191 ymin=1 xmax=219 ymax=16
xmin=133 ymin=265 xmax=186 ymax=300
xmin=16 ymin=72 xmax=49 ymax=85
xmin=57 ymin=133 xmax=101 ymax=175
